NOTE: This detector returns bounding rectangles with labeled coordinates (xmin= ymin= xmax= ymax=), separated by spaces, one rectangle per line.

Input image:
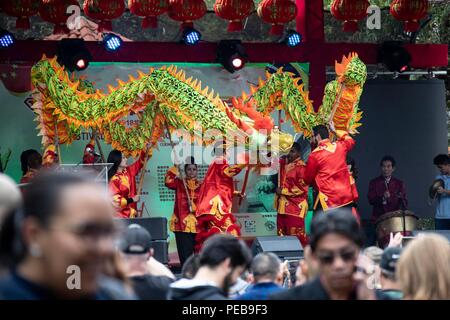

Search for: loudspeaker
xmin=412 ymin=230 xmax=450 ymax=243
xmin=251 ymin=236 xmax=303 ymax=260
xmin=118 ymin=217 xmax=168 ymax=240
xmin=152 ymin=240 xmax=169 ymax=264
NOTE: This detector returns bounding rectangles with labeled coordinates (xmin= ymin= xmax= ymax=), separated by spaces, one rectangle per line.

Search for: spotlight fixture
xmin=0 ymin=29 xmax=16 ymax=48
xmin=282 ymin=30 xmax=302 ymax=47
xmin=377 ymin=41 xmax=412 ymax=73
xmin=103 ymin=33 xmax=123 ymax=52
xmin=57 ymin=39 xmax=92 ymax=72
xmin=217 ymin=40 xmax=247 ymax=73
xmin=182 ymin=27 xmax=202 ymax=45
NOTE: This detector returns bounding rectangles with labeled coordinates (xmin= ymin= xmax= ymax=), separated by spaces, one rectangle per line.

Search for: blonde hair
xmin=397 ymin=234 xmax=450 ymax=300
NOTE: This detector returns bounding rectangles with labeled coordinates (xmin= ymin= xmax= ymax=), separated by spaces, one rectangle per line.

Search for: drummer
xmin=368 ymin=155 xmax=408 ymax=222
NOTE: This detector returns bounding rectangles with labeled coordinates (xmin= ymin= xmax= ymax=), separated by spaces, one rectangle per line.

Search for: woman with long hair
xmin=397 ymin=234 xmax=450 ymax=300
xmin=107 ymin=150 xmax=146 ymax=218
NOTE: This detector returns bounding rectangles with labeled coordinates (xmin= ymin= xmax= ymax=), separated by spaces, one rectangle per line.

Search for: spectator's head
xmin=379 ymin=247 xmax=402 ymax=291
xmin=181 ymin=254 xmax=201 ymax=279
xmin=380 ymin=155 xmax=396 ymax=178
xmin=309 ymin=210 xmax=364 ymax=293
xmin=184 ymin=156 xmax=198 ymax=179
xmin=0 ymin=173 xmax=21 ymax=225
xmin=287 ymin=142 xmax=302 ymax=163
xmin=397 ymin=234 xmax=450 ymax=300
xmin=6 ymin=171 xmax=116 ymax=298
xmin=250 ymin=252 xmax=283 ymax=285
xmin=197 ymin=234 xmax=252 ymax=295
xmin=311 ymin=125 xmax=329 ymax=146
xmin=118 ymin=224 xmax=154 ymax=276
xmin=20 ymin=149 xmax=41 ymax=175
xmin=107 ymin=150 xmax=126 ymax=181
xmin=363 ymin=246 xmax=383 ymax=265
xmin=433 ymin=154 xmax=450 ymax=176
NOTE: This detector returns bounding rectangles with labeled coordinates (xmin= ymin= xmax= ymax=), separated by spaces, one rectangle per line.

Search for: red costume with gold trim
xmin=165 ymin=167 xmax=201 ymax=233
xmin=304 ymin=130 xmax=355 ymax=211
xmin=109 ymin=151 xmax=145 ymax=218
xmin=194 ymin=156 xmax=245 ymax=252
xmin=275 ymin=157 xmax=309 ymax=246
xmin=83 ymin=138 xmax=96 ymax=164
xmin=42 ymin=144 xmax=57 ymax=168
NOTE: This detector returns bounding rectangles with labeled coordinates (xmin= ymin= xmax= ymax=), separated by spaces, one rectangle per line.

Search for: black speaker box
xmin=117 ymin=217 xmax=168 ymax=240
xmin=251 ymin=236 xmax=303 ymax=260
xmin=152 ymin=240 xmax=169 ymax=265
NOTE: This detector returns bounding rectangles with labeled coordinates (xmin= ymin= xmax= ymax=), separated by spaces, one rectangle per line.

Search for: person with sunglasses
xmin=270 ymin=209 xmax=375 ymax=300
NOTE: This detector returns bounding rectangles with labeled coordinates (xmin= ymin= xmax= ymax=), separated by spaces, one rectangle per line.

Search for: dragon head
xmin=336 ymin=52 xmax=367 ymax=87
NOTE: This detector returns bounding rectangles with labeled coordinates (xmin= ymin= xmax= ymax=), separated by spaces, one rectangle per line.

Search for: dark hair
xmin=199 ymin=234 xmax=252 ymax=270
xmin=291 ymin=142 xmax=302 ymax=154
xmin=312 ymin=125 xmax=329 ymax=140
xmin=181 ymin=254 xmax=201 ymax=279
xmin=309 ymin=209 xmax=364 ymax=252
xmin=346 ymin=156 xmax=358 ymax=180
xmin=107 ymin=150 xmax=122 ymax=181
xmin=184 ymin=156 xmax=197 ymax=173
xmin=20 ymin=149 xmax=40 ymax=175
xmin=0 ymin=172 xmax=92 ymax=266
xmin=251 ymin=252 xmax=281 ymax=282
xmin=433 ymin=154 xmax=450 ymax=166
xmin=380 ymin=155 xmax=396 ymax=168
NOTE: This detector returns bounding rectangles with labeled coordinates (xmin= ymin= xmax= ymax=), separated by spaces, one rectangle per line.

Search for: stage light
xmin=283 ymin=30 xmax=302 ymax=47
xmin=57 ymin=39 xmax=92 ymax=72
xmin=378 ymin=41 xmax=411 ymax=73
xmin=182 ymin=28 xmax=202 ymax=45
xmin=217 ymin=40 xmax=247 ymax=73
xmin=0 ymin=29 xmax=16 ymax=48
xmin=103 ymin=33 xmax=123 ymax=52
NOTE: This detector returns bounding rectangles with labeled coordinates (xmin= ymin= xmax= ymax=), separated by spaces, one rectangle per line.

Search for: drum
xmin=375 ymin=210 xmax=418 ymax=247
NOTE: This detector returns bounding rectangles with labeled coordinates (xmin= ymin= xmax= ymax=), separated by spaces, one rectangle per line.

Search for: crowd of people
xmin=0 ymin=121 xmax=449 ymax=300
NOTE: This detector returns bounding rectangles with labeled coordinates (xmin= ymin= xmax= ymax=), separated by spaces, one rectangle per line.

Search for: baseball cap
xmin=380 ymin=247 xmax=402 ymax=275
xmin=119 ymin=224 xmax=152 ymax=254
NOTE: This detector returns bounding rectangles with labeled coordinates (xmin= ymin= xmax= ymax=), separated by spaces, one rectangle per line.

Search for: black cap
xmin=119 ymin=224 xmax=152 ymax=254
xmin=380 ymin=247 xmax=402 ymax=275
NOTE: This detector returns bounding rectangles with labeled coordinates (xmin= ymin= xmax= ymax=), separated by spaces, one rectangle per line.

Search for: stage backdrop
xmin=353 ymin=79 xmax=448 ymax=220
xmin=0 ymin=61 xmax=309 ymax=255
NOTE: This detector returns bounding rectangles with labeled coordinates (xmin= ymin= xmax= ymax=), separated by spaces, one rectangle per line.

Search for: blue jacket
xmin=235 ymin=282 xmax=285 ymax=300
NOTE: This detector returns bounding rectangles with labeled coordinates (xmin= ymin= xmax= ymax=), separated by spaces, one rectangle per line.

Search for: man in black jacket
xmin=169 ymin=234 xmax=252 ymax=300
xmin=270 ymin=209 xmax=375 ymax=300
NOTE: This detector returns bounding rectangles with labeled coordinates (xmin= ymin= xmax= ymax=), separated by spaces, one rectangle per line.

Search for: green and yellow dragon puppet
xmin=30 ymin=52 xmax=367 ymax=160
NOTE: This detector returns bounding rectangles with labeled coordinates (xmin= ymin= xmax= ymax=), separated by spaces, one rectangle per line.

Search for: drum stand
xmin=399 ymin=196 xmax=407 ymax=235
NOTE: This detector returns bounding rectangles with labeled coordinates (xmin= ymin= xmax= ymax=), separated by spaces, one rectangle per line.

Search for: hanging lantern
xmin=39 ymin=0 xmax=79 ymax=34
xmin=168 ymin=0 xmax=207 ymax=29
xmin=214 ymin=0 xmax=254 ymax=32
xmin=257 ymin=0 xmax=298 ymax=36
xmin=1 ymin=0 xmax=40 ymax=29
xmin=390 ymin=0 xmax=429 ymax=32
xmin=330 ymin=0 xmax=369 ymax=32
xmin=128 ymin=0 xmax=170 ymax=29
xmin=83 ymin=0 xmax=125 ymax=32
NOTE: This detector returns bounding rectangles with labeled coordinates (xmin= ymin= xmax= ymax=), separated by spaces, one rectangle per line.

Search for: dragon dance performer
xmin=107 ymin=149 xmax=146 ymax=218
xmin=82 ymin=138 xmax=100 ymax=164
xmin=304 ymin=125 xmax=355 ymax=213
xmin=194 ymin=144 xmax=248 ymax=252
xmin=275 ymin=142 xmax=309 ymax=247
xmin=41 ymin=144 xmax=58 ymax=168
xmin=165 ymin=156 xmax=202 ymax=266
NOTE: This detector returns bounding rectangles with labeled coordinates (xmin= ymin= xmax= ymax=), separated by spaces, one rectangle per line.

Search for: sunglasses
xmin=316 ymin=248 xmax=357 ymax=265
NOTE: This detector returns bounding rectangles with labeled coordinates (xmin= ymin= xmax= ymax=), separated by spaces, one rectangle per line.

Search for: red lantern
xmin=39 ymin=0 xmax=79 ymax=34
xmin=128 ymin=0 xmax=170 ymax=29
xmin=83 ymin=0 xmax=125 ymax=32
xmin=257 ymin=0 xmax=298 ymax=36
xmin=330 ymin=0 xmax=369 ymax=32
xmin=214 ymin=0 xmax=254 ymax=32
xmin=168 ymin=0 xmax=207 ymax=29
xmin=390 ymin=0 xmax=429 ymax=32
xmin=1 ymin=0 xmax=39 ymax=29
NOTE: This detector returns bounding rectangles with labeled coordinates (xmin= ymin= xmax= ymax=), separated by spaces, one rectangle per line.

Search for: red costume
xmin=82 ymin=138 xmax=96 ymax=164
xmin=165 ymin=167 xmax=201 ymax=233
xmin=194 ymin=156 xmax=245 ymax=252
xmin=368 ymin=175 xmax=408 ymax=221
xmin=42 ymin=144 xmax=57 ymax=168
xmin=275 ymin=157 xmax=309 ymax=246
xmin=20 ymin=169 xmax=38 ymax=184
xmin=304 ymin=130 xmax=355 ymax=211
xmin=109 ymin=151 xmax=145 ymax=218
